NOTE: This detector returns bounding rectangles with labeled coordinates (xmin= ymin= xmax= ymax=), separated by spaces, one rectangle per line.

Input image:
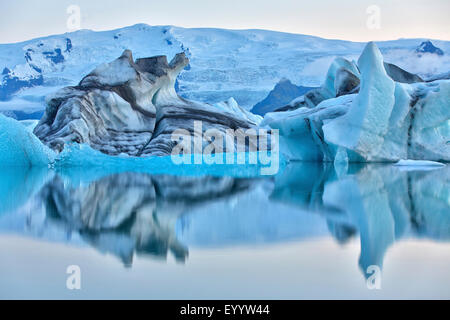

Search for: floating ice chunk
xmin=394 ymin=159 xmax=445 ymax=167
xmin=258 ymin=70 xmax=450 ymax=163
xmin=394 ymin=159 xmax=446 ymax=171
xmin=265 ymin=42 xmax=450 ymax=163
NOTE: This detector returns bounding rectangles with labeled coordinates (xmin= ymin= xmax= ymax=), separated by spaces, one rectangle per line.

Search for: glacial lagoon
xmin=0 ymin=162 xmax=449 ymax=299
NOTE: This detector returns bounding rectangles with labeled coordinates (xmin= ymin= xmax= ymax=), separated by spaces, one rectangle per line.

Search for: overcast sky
xmin=1 ymin=0 xmax=449 ymax=43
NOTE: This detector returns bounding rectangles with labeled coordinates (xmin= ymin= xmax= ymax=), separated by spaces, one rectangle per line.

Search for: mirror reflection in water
xmin=0 ymin=163 xmax=448 ymax=298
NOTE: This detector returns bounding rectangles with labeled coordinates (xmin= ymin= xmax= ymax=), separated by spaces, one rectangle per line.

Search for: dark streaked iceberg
xmin=33 ymin=50 xmax=262 ymax=157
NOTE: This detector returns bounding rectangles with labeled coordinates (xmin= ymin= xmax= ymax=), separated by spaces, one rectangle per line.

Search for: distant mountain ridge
xmin=251 ymin=79 xmax=315 ymax=115
xmin=0 ymin=24 xmax=449 ymax=118
xmin=415 ymin=40 xmax=444 ymax=56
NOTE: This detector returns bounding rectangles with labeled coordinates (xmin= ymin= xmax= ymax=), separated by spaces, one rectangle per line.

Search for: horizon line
xmin=2 ymin=23 xmax=449 ymax=46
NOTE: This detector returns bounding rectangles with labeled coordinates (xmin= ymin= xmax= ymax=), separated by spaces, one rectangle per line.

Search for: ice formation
xmin=264 ymin=42 xmax=450 ymax=163
xmin=0 ymin=41 xmax=447 ymax=167
xmin=261 ymin=95 xmax=354 ymax=161
xmin=394 ymin=159 xmax=446 ymax=171
xmin=33 ymin=50 xmax=262 ymax=157
xmin=0 ymin=114 xmax=54 ymax=166
xmin=394 ymin=159 xmax=445 ymax=167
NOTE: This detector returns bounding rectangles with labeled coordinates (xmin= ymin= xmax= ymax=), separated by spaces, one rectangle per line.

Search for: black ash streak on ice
xmin=0 ymin=27 xmax=449 ymax=299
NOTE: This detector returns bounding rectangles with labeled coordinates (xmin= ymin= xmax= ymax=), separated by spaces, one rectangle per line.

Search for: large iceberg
xmin=263 ymin=42 xmax=450 ymax=163
xmin=0 ymin=114 xmax=54 ymax=166
xmin=324 ymin=42 xmax=397 ymax=161
xmin=33 ymin=50 xmax=263 ymax=157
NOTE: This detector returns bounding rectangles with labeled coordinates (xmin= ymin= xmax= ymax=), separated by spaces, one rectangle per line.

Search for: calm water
xmin=0 ymin=162 xmax=449 ymax=299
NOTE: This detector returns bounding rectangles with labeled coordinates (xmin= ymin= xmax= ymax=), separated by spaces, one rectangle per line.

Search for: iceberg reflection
xmin=322 ymin=164 xmax=449 ymax=273
xmin=39 ymin=172 xmax=259 ymax=266
xmin=0 ymin=163 xmax=448 ymax=278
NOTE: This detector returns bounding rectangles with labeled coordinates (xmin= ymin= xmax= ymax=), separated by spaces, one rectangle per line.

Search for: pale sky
xmin=0 ymin=0 xmax=449 ymax=43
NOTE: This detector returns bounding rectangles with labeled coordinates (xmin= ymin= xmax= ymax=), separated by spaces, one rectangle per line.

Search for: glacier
xmin=1 ymin=23 xmax=450 ymax=118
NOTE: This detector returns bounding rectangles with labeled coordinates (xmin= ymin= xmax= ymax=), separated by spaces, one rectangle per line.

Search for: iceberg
xmin=264 ymin=42 xmax=450 ymax=163
xmin=323 ymin=42 xmax=397 ymax=162
xmin=213 ymin=97 xmax=262 ymax=125
xmin=33 ymin=50 xmax=264 ymax=157
xmin=261 ymin=95 xmax=354 ymax=161
xmin=394 ymin=159 xmax=446 ymax=171
xmin=0 ymin=114 xmax=54 ymax=167
xmin=394 ymin=159 xmax=446 ymax=167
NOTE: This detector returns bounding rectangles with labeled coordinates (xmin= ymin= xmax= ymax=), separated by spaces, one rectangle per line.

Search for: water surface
xmin=0 ymin=162 xmax=449 ymax=299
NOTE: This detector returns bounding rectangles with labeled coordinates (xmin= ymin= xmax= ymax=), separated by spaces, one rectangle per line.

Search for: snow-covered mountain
xmin=1 ymin=23 xmax=449 ymax=118
xmin=415 ymin=40 xmax=444 ymax=56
